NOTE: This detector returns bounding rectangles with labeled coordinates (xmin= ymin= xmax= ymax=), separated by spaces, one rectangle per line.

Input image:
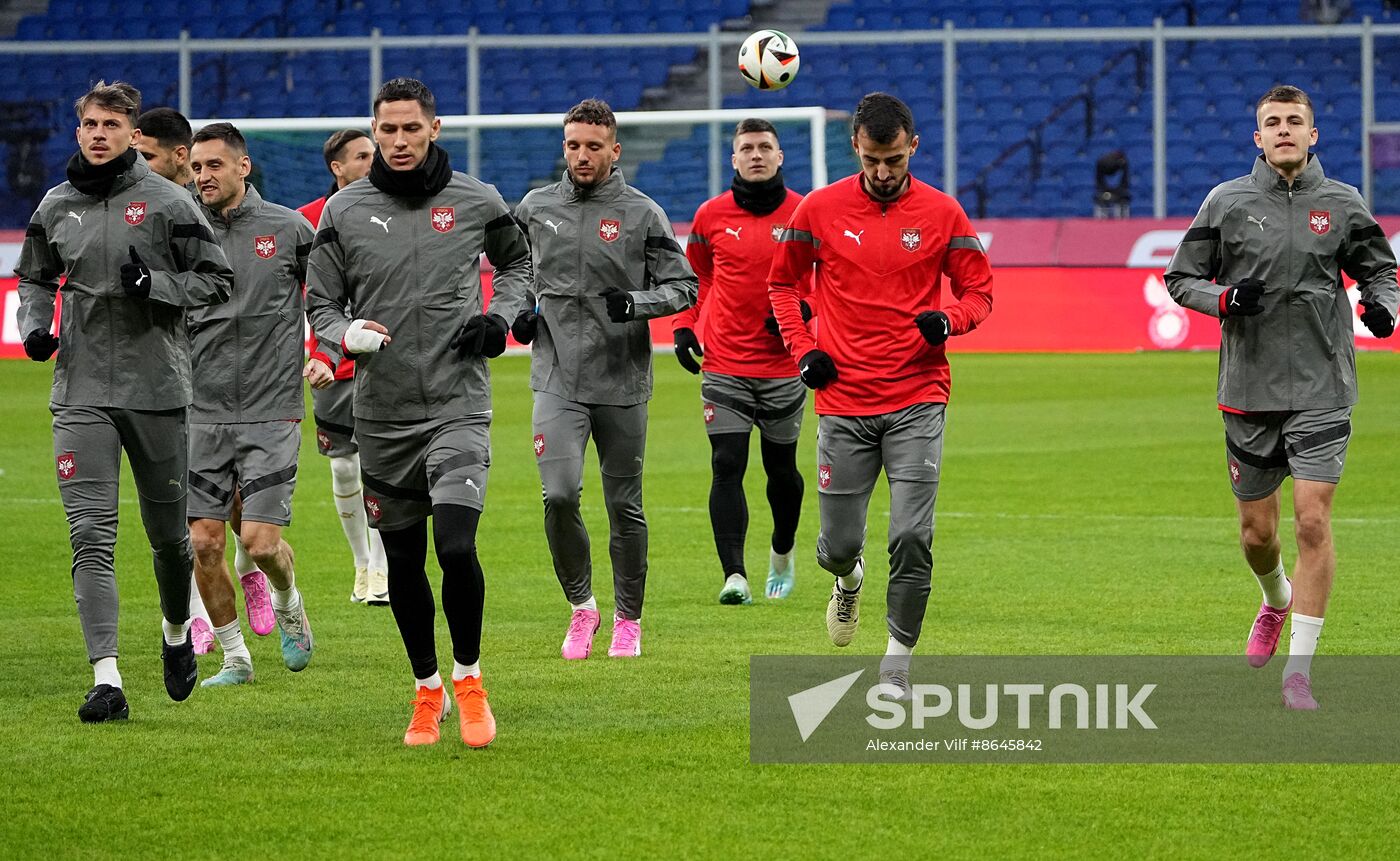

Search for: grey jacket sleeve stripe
xmin=15 ymin=215 xmax=61 ymax=336
xmin=948 ymin=235 xmax=985 ymax=252
xmin=644 ymin=234 xmax=682 ymax=254
xmin=1164 ymin=198 xmax=1226 ymax=317
xmin=171 ymin=222 xmax=217 ymax=243
xmin=484 ymin=213 xmax=516 ymax=233
xmin=1341 ymin=218 xmax=1399 ymax=317
xmin=1182 ymin=226 xmax=1220 ymax=242
xmin=312 ymin=226 xmax=339 ymax=251
xmin=146 ymin=208 xmax=233 ymax=308
xmin=631 ymin=216 xmax=698 ymax=321
xmin=482 ymin=204 xmax=533 ymax=324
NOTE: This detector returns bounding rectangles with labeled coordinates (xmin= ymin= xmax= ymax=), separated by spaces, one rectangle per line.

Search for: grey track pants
xmin=51 ymin=405 xmax=193 ymax=663
xmin=532 ymin=391 xmax=648 ymax=620
xmin=815 ymin=403 xmax=945 ymax=648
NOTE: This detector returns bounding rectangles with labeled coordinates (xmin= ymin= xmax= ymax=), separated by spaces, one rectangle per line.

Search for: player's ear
xmin=429 ymin=116 xmax=442 ymax=141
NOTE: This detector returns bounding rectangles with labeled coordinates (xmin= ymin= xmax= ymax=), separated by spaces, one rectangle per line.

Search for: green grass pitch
xmin=2 ymin=352 xmax=1397 ymax=857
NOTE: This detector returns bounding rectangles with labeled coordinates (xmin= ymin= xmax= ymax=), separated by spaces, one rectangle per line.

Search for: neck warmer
xmin=66 ymin=147 xmax=138 ymax=198
xmin=731 ymin=169 xmax=787 ymax=215
xmin=368 ymin=143 xmax=453 ymax=198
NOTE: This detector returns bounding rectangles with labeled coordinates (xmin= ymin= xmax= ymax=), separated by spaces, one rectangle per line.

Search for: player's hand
xmin=120 ymin=246 xmax=151 ymax=298
xmin=450 ymin=313 xmax=509 ymax=358
xmin=673 ymin=327 xmax=703 ymax=374
xmin=764 ymin=300 xmax=812 ymax=337
xmin=1359 ymin=300 xmax=1395 ymax=338
xmin=915 ymin=310 xmax=951 ymax=346
xmin=22 ymin=328 xmax=59 ymax=362
xmin=342 ymin=319 xmax=391 ymax=354
xmin=601 ymin=287 xmax=635 ymax=322
xmin=302 ymin=357 xmax=334 ymax=389
xmin=511 ymin=308 xmax=540 ymax=344
xmin=798 ymin=349 xmax=838 ymax=389
xmin=1224 ymin=278 xmax=1265 ymax=317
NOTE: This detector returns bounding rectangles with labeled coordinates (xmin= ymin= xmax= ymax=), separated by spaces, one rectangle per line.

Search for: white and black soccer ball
xmin=737 ymin=29 xmax=800 ymax=91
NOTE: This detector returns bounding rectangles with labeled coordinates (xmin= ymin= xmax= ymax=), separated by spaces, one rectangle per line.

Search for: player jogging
xmin=16 ymin=82 xmax=234 ymax=722
xmin=768 ymin=92 xmax=993 ymax=699
xmin=1165 ymin=85 xmax=1397 ymax=709
xmin=673 ymin=118 xmax=811 ymax=606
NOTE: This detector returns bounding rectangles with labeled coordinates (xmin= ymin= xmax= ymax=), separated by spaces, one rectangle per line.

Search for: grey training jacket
xmin=1166 ymin=155 xmax=1398 ymax=411
xmin=190 ymin=184 xmax=314 ymax=423
xmin=515 ymin=169 xmax=698 ymax=406
xmin=304 ymin=172 xmax=533 ymax=422
xmin=16 ymin=156 xmax=234 ymax=410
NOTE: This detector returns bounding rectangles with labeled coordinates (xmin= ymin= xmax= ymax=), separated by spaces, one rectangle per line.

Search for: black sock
xmin=379 ymin=520 xmax=437 ymax=680
xmin=709 ymin=433 xmax=749 ymax=578
xmin=760 ymin=437 xmax=803 ymax=556
xmin=433 ymin=504 xmax=484 ymax=669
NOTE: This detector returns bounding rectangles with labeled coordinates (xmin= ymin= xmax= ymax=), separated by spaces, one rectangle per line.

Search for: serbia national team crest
xmin=316 ymin=429 xmax=331 ymax=452
xmin=818 ymin=463 xmax=832 ymax=489
xmin=771 ymin=223 xmax=785 ymax=242
xmin=1228 ymin=458 xmax=1242 ymax=485
xmin=703 ymin=403 xmax=715 ymax=424
xmin=431 ymin=207 xmax=455 ymax=233
xmin=254 ymin=235 xmax=276 ymax=258
xmin=57 ymin=451 xmax=77 ymax=480
xmin=364 ymin=495 xmax=382 ymax=521
xmin=599 ymin=218 xmax=621 ymax=243
xmin=124 ymin=201 xmax=146 ymax=225
xmin=1308 ymin=210 xmax=1330 ymax=235
xmin=900 ymin=228 xmax=922 ymax=252
xmin=533 ymin=433 xmax=546 ymax=457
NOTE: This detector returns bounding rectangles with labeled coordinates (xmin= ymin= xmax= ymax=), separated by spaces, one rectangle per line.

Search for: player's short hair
xmin=733 ymin=117 xmax=779 ymax=142
xmin=1256 ymin=85 xmax=1314 ymax=122
xmin=564 ymin=98 xmax=616 ymax=131
xmin=74 ymin=80 xmax=140 ymax=123
xmin=374 ymin=77 xmax=436 ymax=119
xmin=852 ymin=92 xmax=915 ymax=145
xmin=136 ymin=107 xmax=192 ymax=149
xmin=323 ymin=128 xmax=371 ymax=171
xmin=192 ymin=122 xmax=249 ymax=157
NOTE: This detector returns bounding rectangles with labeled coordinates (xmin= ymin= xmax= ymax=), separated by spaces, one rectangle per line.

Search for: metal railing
xmin=3 ymin=19 xmax=1398 ymax=214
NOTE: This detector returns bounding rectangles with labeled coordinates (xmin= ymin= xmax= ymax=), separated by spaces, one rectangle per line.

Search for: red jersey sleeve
xmin=941 ymin=204 xmax=993 ymax=335
xmin=768 ymin=196 xmax=819 ymax=361
xmin=675 ymin=207 xmax=711 ymax=333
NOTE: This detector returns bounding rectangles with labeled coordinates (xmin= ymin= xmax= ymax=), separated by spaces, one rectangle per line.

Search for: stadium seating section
xmin=2 ymin=0 xmax=1397 ymax=226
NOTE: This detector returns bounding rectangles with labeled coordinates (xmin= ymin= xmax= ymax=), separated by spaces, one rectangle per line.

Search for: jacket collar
xmin=1250 ymin=152 xmax=1325 ymax=193
xmin=563 ymin=166 xmax=626 ymax=202
xmin=202 ymin=183 xmax=263 ymax=225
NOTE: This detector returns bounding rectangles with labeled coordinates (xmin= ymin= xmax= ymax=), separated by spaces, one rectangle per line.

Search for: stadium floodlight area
xmin=191 ymin=107 xmax=838 ymax=215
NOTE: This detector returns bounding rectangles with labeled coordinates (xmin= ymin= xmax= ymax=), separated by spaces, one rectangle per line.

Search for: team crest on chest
xmin=57 ymin=452 xmax=77 ymax=480
xmin=431 ymin=207 xmax=455 ymax=233
xmin=771 ymin=223 xmax=785 ymax=242
xmin=599 ymin=218 xmax=621 ymax=243
xmin=1308 ymin=210 xmax=1330 ymax=235
xmin=124 ymin=201 xmax=146 ymax=225
xmin=900 ymin=228 xmax=922 ymax=252
xmin=254 ymin=235 xmax=276 ymax=258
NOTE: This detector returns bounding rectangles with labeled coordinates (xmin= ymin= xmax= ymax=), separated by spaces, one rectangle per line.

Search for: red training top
xmin=768 ymin=173 xmax=993 ymax=416
xmin=297 ymin=195 xmax=355 ymax=381
xmin=674 ymin=188 xmax=810 ymax=378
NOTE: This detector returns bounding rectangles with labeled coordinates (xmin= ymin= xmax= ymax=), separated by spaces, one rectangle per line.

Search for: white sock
xmin=885 ymin=636 xmax=914 ymax=657
xmin=1283 ymin=613 xmax=1324 ymax=679
xmin=416 ymin=673 xmax=443 ymax=690
xmin=214 ymin=619 xmax=251 ymax=662
xmin=368 ymin=527 xmax=388 ymax=573
xmin=233 ymin=534 xmax=258 ymax=577
xmin=452 ymin=661 xmax=481 ymax=680
xmin=188 ymin=572 xmax=212 ymax=625
xmin=162 ymin=617 xmax=191 ymax=646
xmin=571 ymin=596 xmax=598 ymax=613
xmin=770 ymin=547 xmax=794 ymax=573
xmin=93 ymin=656 xmax=122 ymax=689
xmin=270 ymin=581 xmax=300 ymax=613
xmin=330 ymin=454 xmax=374 ymax=568
xmin=838 ymin=561 xmax=863 ymax=593
xmin=1255 ymin=560 xmax=1291 ymax=609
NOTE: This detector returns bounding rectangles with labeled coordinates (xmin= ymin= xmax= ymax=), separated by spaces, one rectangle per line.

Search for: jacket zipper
xmin=576 ymin=196 xmax=587 ymax=396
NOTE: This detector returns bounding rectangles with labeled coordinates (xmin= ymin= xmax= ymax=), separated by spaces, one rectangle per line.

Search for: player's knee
xmin=541 ymin=481 xmax=582 ymax=513
xmin=1239 ymin=520 xmax=1277 ymax=552
xmin=888 ymin=525 xmax=932 ymax=558
xmin=329 ymin=455 xmax=360 ymax=489
xmin=1294 ymin=508 xmax=1332 ymax=550
xmin=240 ymin=527 xmax=282 ymax=562
xmin=817 ymin=535 xmax=862 ymax=572
xmin=68 ymin=517 xmax=116 ymax=553
xmin=710 ymin=437 xmax=748 ymax=481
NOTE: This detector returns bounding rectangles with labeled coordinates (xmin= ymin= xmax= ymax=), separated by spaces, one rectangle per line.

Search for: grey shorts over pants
xmin=816 ymin=402 xmax=946 ymax=648
xmin=532 ymin=391 xmax=649 ymax=621
xmin=51 ymin=404 xmax=194 ymax=663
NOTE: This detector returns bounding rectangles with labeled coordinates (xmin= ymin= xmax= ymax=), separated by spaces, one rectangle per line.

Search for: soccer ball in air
xmin=738 ymin=29 xmax=800 ymax=91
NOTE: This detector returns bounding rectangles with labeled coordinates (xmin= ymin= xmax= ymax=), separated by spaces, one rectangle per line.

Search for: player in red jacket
xmin=769 ymin=93 xmax=993 ymax=698
xmin=673 ymin=118 xmax=812 ymax=606
xmin=297 ymin=128 xmax=388 ymax=605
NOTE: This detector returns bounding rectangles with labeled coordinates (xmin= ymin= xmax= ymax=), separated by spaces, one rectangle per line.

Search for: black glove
xmin=764 ymin=300 xmax=813 ymax=337
xmin=915 ymin=310 xmax=951 ymax=346
xmin=121 ymin=245 xmax=151 ymax=298
xmin=673 ymin=327 xmax=703 ymax=374
xmin=23 ymin=328 xmax=59 ymax=362
xmin=601 ymin=287 xmax=634 ymax=322
xmin=1223 ymin=278 xmax=1265 ymax=317
xmin=511 ymin=308 xmax=539 ymax=345
xmin=1359 ymin=300 xmax=1395 ymax=339
xmin=798 ymin=349 xmax=838 ymax=389
xmin=449 ymin=314 xmax=509 ymax=358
